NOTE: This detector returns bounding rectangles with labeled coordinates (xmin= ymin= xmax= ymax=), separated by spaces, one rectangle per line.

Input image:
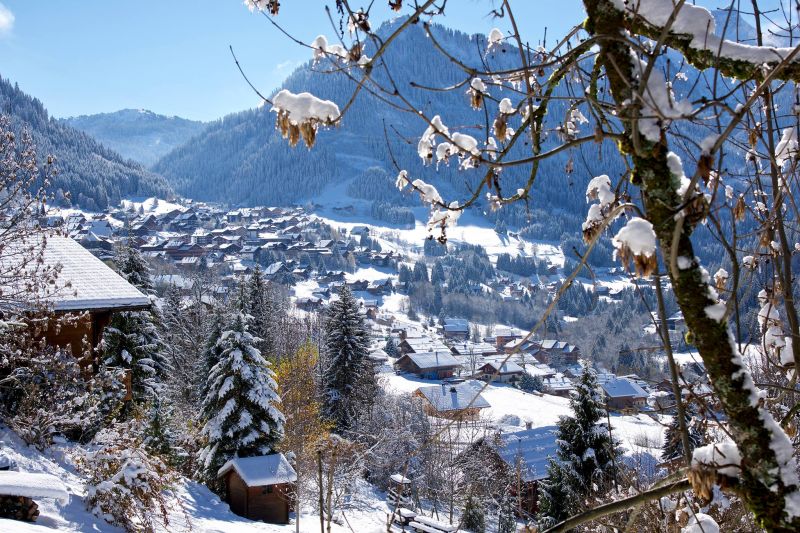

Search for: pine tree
xmin=247 ymin=267 xmax=275 ymax=358
xmin=497 ymin=493 xmax=516 ymax=533
xmin=199 ymin=311 xmax=284 ymax=491
xmin=385 ymin=337 xmax=398 ymax=358
xmin=103 ymin=244 xmax=168 ymax=403
xmin=116 ymin=243 xmax=153 ymax=294
xmin=462 ymin=494 xmax=486 ymax=533
xmin=662 ymin=408 xmax=704 ymax=463
xmin=322 ymin=286 xmax=375 ymax=432
xmin=519 ymin=373 xmax=543 ymax=393
xmin=538 ymin=370 xmax=621 ymax=526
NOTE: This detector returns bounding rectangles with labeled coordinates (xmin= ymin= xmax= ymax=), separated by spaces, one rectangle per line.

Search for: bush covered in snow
xmin=0 ymin=318 xmax=126 ymax=449
xmin=76 ymin=417 xmax=179 ymax=533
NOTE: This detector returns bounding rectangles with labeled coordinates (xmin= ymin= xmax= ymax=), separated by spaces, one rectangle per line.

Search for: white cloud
xmin=273 ymin=59 xmax=300 ymax=74
xmin=0 ymin=3 xmax=14 ymax=37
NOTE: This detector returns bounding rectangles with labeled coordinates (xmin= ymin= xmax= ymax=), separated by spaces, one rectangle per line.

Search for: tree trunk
xmin=583 ymin=2 xmax=800 ymax=529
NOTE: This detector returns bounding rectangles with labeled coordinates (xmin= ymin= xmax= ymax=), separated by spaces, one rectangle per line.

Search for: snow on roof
xmin=483 ymin=361 xmax=524 ymax=374
xmin=416 ymin=380 xmax=490 ymax=412
xmin=601 ymin=378 xmax=648 ymax=399
xmin=494 ymin=426 xmax=559 ymax=482
xmin=402 ymin=351 xmax=461 ymax=370
xmin=390 ymin=473 xmax=411 ymax=484
xmin=217 ymin=454 xmax=297 ymax=486
xmin=0 ymin=471 xmax=69 ymax=503
xmin=6 ymin=236 xmax=150 ymax=312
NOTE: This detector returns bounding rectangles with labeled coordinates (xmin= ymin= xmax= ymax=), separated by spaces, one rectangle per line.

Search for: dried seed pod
xmin=389 ymin=0 xmax=402 ymax=11
xmin=697 ymin=153 xmax=713 ymax=184
xmin=348 ymin=42 xmax=363 ymax=63
xmin=748 ymin=128 xmax=758 ymax=148
xmin=687 ymin=466 xmax=715 ymax=503
xmin=469 ymin=89 xmax=483 ymax=110
xmin=493 ymin=114 xmax=508 ymax=141
xmin=288 ymin=123 xmax=300 ymax=147
xmin=300 ymin=122 xmax=316 ymax=148
xmin=733 ymin=195 xmax=746 ymax=221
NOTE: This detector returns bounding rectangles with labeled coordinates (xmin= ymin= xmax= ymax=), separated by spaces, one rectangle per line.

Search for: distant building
xmin=414 ymin=380 xmax=490 ymax=420
xmin=601 ymin=378 xmax=649 ymax=411
xmin=478 ymin=361 xmax=525 ymax=384
xmin=395 ymin=351 xmax=461 ymax=379
xmin=442 ymin=318 xmax=470 ymax=340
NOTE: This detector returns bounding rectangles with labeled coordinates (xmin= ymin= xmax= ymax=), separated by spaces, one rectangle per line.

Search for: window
xmin=262 ymin=485 xmax=274 ymax=494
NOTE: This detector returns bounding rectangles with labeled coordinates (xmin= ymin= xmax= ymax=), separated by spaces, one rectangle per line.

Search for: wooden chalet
xmin=218 ymin=454 xmax=297 ymax=524
xmin=477 ymin=360 xmax=524 ymax=384
xmin=414 ymin=381 xmax=490 ymax=420
xmin=395 ymin=351 xmax=461 ymax=379
xmin=467 ymin=426 xmax=559 ymax=517
xmin=28 ymin=236 xmax=151 ymax=361
xmin=601 ymin=378 xmax=649 ymax=411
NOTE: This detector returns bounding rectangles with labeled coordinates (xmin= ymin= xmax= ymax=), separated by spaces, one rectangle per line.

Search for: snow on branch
xmin=612 ymin=217 xmax=657 ymax=278
xmin=613 ymin=0 xmax=800 ymax=74
xmin=271 ymin=89 xmax=340 ymax=148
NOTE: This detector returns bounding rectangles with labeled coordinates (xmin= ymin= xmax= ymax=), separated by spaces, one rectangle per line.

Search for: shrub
xmin=76 ymin=417 xmax=179 ymax=533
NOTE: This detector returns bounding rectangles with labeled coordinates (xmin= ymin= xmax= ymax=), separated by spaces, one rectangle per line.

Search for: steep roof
xmin=7 ymin=236 xmax=150 ymax=312
xmin=417 ymin=380 xmax=490 ymax=412
xmin=601 ymin=378 xmax=648 ymax=399
xmin=493 ymin=426 xmax=559 ymax=482
xmin=217 ymin=454 xmax=297 ymax=486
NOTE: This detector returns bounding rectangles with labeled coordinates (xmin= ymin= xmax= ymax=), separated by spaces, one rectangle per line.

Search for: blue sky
xmin=0 ymin=0 xmax=750 ymax=121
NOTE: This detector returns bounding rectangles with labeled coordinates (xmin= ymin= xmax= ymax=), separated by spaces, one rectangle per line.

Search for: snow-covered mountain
xmin=63 ymin=109 xmax=207 ymax=167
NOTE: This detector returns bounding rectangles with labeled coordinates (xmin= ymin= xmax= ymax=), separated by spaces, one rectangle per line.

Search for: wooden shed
xmin=217 ymin=454 xmax=297 ymax=524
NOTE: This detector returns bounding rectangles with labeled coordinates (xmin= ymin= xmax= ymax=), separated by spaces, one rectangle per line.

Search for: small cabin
xmin=217 ymin=454 xmax=297 ymax=524
xmin=414 ymin=380 xmax=490 ymax=421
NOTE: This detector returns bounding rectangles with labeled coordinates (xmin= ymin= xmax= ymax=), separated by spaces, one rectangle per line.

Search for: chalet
xmin=533 ymin=340 xmax=581 ymax=366
xmin=442 ymin=318 xmax=470 ymax=341
xmin=450 ymin=341 xmax=497 ymax=357
xmin=191 ymin=228 xmax=212 ymax=245
xmin=478 ymin=361 xmax=525 ymax=384
xmin=542 ymin=375 xmax=574 ymax=397
xmin=19 ymin=236 xmax=151 ymax=360
xmin=367 ymin=279 xmax=393 ymax=296
xmin=295 ymin=296 xmax=323 ymax=311
xmin=217 ymin=454 xmax=297 ymax=524
xmin=601 ymin=378 xmax=649 ymax=411
xmin=495 ymin=327 xmax=521 ymax=349
xmin=350 ymin=225 xmax=370 ymax=237
xmin=470 ymin=427 xmax=559 ymax=517
xmin=395 ymin=351 xmax=461 ymax=379
xmin=346 ymin=280 xmax=369 ymax=292
xmin=414 ymin=381 xmax=490 ymax=420
xmin=397 ymin=336 xmax=450 ymax=355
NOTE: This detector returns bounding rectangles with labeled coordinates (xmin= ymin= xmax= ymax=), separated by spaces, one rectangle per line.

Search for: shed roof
xmin=217 ymin=454 xmax=297 ymax=486
xmin=416 ymin=380 xmax=490 ymax=412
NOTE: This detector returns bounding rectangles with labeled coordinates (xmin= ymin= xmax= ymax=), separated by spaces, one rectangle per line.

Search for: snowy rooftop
xmin=494 ymin=426 xmax=559 ymax=482
xmin=416 ymin=380 xmax=490 ymax=412
xmin=0 ymin=471 xmax=69 ymax=503
xmin=400 ymin=351 xmax=461 ymax=370
xmin=482 ymin=361 xmax=524 ymax=374
xmin=217 ymin=454 xmax=297 ymax=486
xmin=601 ymin=378 xmax=648 ymax=399
xmin=5 ymin=236 xmax=150 ymax=312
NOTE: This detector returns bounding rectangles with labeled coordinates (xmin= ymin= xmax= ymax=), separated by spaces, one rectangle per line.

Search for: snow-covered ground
xmin=382 ymin=371 xmax=666 ymax=459
xmin=0 ymin=426 xmax=390 ymax=533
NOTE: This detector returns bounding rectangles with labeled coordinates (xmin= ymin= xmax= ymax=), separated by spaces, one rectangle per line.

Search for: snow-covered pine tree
xmin=384 ymin=337 xmax=398 ymax=358
xmin=538 ymin=370 xmax=621 ymax=526
xmin=322 ymin=285 xmax=375 ymax=432
xmin=198 ymin=311 xmax=284 ymax=492
xmin=462 ymin=494 xmax=486 ymax=533
xmin=247 ymin=266 xmax=275 ymax=358
xmin=661 ymin=408 xmax=704 ymax=463
xmin=102 ymin=244 xmax=168 ymax=403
